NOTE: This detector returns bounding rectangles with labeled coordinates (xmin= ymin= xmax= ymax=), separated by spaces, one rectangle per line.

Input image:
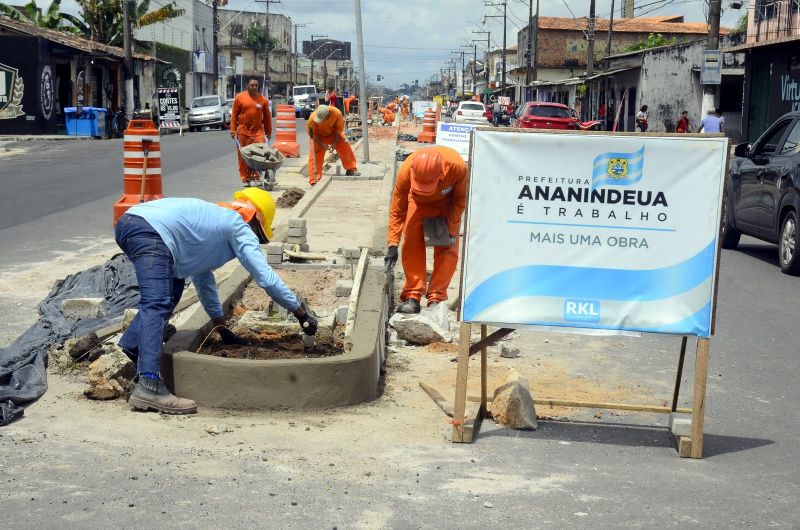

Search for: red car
xmin=515 ymin=102 xmax=580 ymax=130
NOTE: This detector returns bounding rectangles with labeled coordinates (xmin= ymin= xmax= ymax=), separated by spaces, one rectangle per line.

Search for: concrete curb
xmin=344 ymin=248 xmax=369 ymax=343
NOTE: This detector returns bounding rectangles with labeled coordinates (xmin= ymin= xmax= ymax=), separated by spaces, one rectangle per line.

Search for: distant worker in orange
xmin=384 ymin=146 xmax=467 ymax=314
xmin=400 ymin=96 xmax=409 ymax=120
xmin=382 ymin=107 xmax=395 ymax=125
xmin=386 ymin=98 xmax=398 ymax=113
xmin=231 ymin=75 xmax=272 ymax=187
xmin=306 ymin=104 xmax=360 ymax=186
xmin=344 ymin=95 xmax=356 ymax=114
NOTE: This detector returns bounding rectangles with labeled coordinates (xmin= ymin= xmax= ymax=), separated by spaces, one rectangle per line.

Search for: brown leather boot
xmin=129 ymin=376 xmax=197 ymax=415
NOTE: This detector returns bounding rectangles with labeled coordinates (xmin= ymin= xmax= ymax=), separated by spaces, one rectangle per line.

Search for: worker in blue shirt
xmin=114 ymin=188 xmax=317 ymax=415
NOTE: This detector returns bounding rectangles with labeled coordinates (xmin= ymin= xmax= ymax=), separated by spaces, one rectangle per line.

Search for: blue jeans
xmin=115 ymin=214 xmax=185 ymax=377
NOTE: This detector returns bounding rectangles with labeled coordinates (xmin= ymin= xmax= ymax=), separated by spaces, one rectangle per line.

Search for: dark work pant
xmin=115 ymin=214 xmax=185 ymax=377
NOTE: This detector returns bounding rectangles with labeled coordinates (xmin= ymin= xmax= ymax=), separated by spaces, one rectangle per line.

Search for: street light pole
xmin=293 ymin=22 xmax=308 ymax=88
xmin=309 ymin=34 xmax=328 ymax=87
xmin=123 ymin=0 xmax=134 ymax=114
xmin=702 ymin=0 xmax=723 ymax=116
xmin=354 ymin=0 xmax=369 ymax=161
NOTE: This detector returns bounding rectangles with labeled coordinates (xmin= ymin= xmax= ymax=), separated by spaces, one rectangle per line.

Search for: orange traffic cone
xmin=417 ymin=108 xmax=437 ymax=143
xmin=113 ymin=119 xmax=163 ymax=225
xmin=273 ymin=104 xmax=300 ymax=158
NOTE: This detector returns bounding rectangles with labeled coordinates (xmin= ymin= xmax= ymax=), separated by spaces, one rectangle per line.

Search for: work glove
xmin=449 ymin=235 xmax=457 ymax=247
xmin=298 ymin=313 xmax=318 ymax=336
xmin=385 ymin=245 xmax=398 ymax=268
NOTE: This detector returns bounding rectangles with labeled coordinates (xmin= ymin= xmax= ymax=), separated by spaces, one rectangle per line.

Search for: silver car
xmin=187 ymin=95 xmax=225 ymax=132
xmin=454 ymin=101 xmax=487 ymax=125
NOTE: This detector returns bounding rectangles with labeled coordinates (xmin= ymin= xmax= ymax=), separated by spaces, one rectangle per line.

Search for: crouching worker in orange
xmin=306 ymin=104 xmax=359 ymax=186
xmin=231 ymin=75 xmax=272 ymax=187
xmin=385 ymin=146 xmax=467 ymax=314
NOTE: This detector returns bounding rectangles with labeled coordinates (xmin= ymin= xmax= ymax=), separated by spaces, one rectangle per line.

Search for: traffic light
xmin=377 ymin=75 xmax=383 ymax=81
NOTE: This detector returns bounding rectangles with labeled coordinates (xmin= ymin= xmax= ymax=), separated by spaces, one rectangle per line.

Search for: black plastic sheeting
xmin=0 ymin=254 xmax=138 ymax=426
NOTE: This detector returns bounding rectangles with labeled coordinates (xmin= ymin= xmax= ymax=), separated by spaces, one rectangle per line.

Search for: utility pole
xmin=484 ymin=1 xmax=508 ymax=94
xmin=451 ymin=51 xmax=465 ymax=96
xmin=472 ymin=30 xmax=490 ymax=99
xmin=584 ymin=0 xmax=596 ymax=120
xmin=623 ymin=0 xmax=634 ymax=18
xmin=212 ymin=0 xmax=219 ymax=96
xmin=123 ymin=0 xmax=134 ymax=114
xmin=354 ymin=0 xmax=369 ymax=161
xmin=463 ymin=43 xmax=477 ymax=95
xmin=606 ymin=0 xmax=615 ymax=64
xmin=525 ymin=0 xmax=539 ymax=101
xmin=293 ymin=22 xmax=308 ymax=87
xmin=255 ymin=0 xmax=280 ymax=92
xmin=309 ymin=33 xmax=328 ymax=87
xmin=702 ymin=0 xmax=722 ymax=116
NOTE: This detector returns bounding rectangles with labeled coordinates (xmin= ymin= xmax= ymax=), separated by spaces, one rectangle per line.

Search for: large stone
xmin=66 ymin=332 xmax=100 ymax=359
xmin=87 ymin=347 xmax=135 ymax=386
xmin=84 ymin=346 xmax=134 ymax=400
xmin=491 ymin=370 xmax=537 ymax=430
xmin=335 ymin=279 xmax=353 ymax=297
xmin=422 ymin=301 xmax=451 ymax=332
xmin=234 ymin=310 xmax=301 ymax=335
xmin=61 ymin=297 xmax=105 ymax=320
xmin=499 ymin=342 xmax=520 ymax=359
xmin=389 ymin=313 xmax=448 ymax=346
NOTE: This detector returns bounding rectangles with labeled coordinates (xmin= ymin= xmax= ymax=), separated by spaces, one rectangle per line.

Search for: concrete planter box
xmin=160 ymin=255 xmax=388 ymax=410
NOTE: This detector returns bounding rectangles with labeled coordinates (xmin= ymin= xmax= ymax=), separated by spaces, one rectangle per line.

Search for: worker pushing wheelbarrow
xmin=230 ymin=75 xmax=283 ymax=188
xmin=235 ymin=139 xmax=285 ymax=191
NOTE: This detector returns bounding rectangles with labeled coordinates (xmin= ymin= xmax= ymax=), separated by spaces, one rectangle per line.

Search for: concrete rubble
xmin=84 ymin=345 xmax=135 ymax=400
xmin=491 ymin=370 xmax=538 ymax=430
xmin=60 ymin=297 xmax=105 ymax=320
xmin=499 ymin=342 xmax=521 ymax=359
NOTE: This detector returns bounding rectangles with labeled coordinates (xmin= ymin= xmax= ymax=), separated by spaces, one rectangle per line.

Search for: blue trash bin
xmin=64 ymin=107 xmax=107 ymax=137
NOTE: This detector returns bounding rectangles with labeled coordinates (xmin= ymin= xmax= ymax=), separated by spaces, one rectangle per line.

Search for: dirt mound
xmin=276 ymin=187 xmax=305 ymax=208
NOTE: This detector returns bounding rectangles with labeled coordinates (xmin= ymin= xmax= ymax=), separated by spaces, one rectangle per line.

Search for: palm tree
xmin=0 ymin=0 xmax=76 ymax=31
xmin=69 ymin=0 xmax=184 ymax=46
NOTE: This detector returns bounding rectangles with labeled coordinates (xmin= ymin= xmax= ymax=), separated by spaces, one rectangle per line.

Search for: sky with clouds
xmin=57 ymin=0 xmax=745 ymax=88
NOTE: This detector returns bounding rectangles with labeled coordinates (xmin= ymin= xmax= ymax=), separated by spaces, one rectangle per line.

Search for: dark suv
xmin=722 ymin=112 xmax=800 ymax=275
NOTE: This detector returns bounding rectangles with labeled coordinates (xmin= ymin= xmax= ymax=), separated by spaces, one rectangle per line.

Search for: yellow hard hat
xmin=233 ymin=188 xmax=275 ymax=240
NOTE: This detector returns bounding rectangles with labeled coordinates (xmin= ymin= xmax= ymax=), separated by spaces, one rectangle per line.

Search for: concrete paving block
xmin=61 ymin=297 xmax=105 ymax=320
xmin=265 ymin=242 xmax=284 ymax=255
xmin=286 ymin=237 xmax=308 ymax=245
xmin=267 ymin=254 xmax=283 ymax=265
xmin=341 ymin=246 xmax=361 ymax=259
xmin=287 ymin=218 xmax=307 ymax=228
xmin=287 ymin=226 xmax=308 ymax=237
xmin=669 ymin=413 xmax=692 ymax=437
xmin=234 ymin=310 xmax=301 ymax=335
xmin=335 ymin=305 xmax=349 ymax=325
xmin=335 ymin=279 xmax=354 ymax=297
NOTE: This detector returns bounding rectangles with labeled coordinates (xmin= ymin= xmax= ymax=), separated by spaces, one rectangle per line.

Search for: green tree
xmin=0 ymin=0 xmax=76 ymax=31
xmin=734 ymin=13 xmax=748 ymax=33
xmin=68 ymin=0 xmax=184 ymax=45
xmin=243 ymin=24 xmax=279 ymax=55
xmin=624 ymin=33 xmax=677 ymax=52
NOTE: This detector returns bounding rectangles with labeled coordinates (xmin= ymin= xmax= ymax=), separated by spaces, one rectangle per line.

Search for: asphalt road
xmin=0 ymin=128 xmax=799 ymax=526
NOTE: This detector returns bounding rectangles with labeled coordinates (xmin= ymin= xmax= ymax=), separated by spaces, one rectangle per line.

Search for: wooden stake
xmin=672 ymin=336 xmax=688 ymax=412
xmin=451 ymin=322 xmax=472 ymax=443
xmin=691 ymin=337 xmax=710 ymax=458
xmin=480 ymin=324 xmax=488 ymax=418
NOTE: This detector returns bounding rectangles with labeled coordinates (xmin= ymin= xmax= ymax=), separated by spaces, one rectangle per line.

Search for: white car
xmin=454 ymin=101 xmax=487 ymax=125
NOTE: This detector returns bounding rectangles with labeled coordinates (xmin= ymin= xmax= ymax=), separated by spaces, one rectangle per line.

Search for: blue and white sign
xmin=435 ymin=122 xmax=477 ymax=161
xmin=412 ymin=100 xmax=436 ymax=119
xmin=461 ymin=130 xmax=728 ymax=337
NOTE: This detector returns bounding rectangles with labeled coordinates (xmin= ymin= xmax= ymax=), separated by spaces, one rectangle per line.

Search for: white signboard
xmin=701 ymin=50 xmax=722 ymax=85
xmin=461 ymin=130 xmax=728 ymax=337
xmin=435 ymin=122 xmax=477 ymax=161
xmin=412 ymin=100 xmax=436 ymax=119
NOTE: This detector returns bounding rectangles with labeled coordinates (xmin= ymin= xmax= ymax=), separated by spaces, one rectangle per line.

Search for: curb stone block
xmin=336 ymin=279 xmax=354 ymax=297
xmin=287 ymin=218 xmax=307 ymax=228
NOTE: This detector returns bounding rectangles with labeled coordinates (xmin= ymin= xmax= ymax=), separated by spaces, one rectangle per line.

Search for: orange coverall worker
xmin=231 ymin=91 xmax=272 ymax=183
xmin=387 ymin=146 xmax=467 ymax=304
xmin=400 ymin=98 xmax=409 ymax=120
xmin=306 ymin=105 xmax=357 ymax=185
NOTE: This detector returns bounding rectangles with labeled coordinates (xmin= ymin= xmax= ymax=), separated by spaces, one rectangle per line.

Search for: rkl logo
xmin=563 ymin=299 xmax=601 ymax=323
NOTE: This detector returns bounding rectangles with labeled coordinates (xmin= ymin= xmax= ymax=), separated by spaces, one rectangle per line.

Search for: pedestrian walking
xmin=698 ymin=109 xmax=723 ymax=133
xmin=231 ymin=75 xmax=272 ymax=187
xmin=492 ymin=99 xmax=502 ymax=126
xmin=384 ymin=146 xmax=467 ymax=314
xmin=676 ymin=110 xmax=690 ymax=133
xmin=306 ymin=104 xmax=360 ymax=186
xmin=326 ymin=87 xmax=338 ymax=109
xmin=115 ymin=189 xmax=318 ymax=415
xmin=635 ymin=105 xmax=649 ymax=132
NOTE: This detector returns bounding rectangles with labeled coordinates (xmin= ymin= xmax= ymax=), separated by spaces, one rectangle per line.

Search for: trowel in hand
xmin=299 ymin=298 xmax=316 ymax=350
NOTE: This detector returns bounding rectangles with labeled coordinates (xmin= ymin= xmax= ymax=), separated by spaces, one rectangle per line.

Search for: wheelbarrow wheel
xmin=263 ymin=169 xmax=276 ymax=191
